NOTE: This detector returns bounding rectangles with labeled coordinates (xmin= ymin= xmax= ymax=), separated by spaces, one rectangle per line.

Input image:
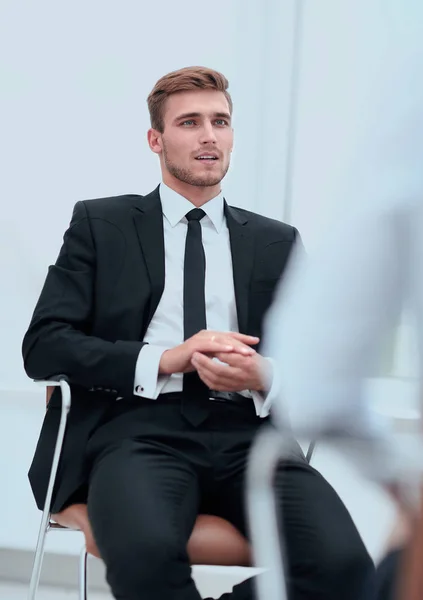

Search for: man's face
xmin=150 ymin=90 xmax=234 ymax=188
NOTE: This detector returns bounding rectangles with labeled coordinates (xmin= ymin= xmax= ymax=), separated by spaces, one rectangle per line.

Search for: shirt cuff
xmin=251 ymin=357 xmax=280 ymax=418
xmin=134 ymin=344 xmax=170 ymax=399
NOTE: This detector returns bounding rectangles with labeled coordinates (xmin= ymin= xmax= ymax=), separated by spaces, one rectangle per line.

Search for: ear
xmin=147 ymin=128 xmax=163 ymax=155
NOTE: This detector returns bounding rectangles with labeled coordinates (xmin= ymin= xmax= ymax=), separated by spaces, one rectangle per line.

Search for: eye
xmin=181 ymin=120 xmax=196 ymax=126
xmin=215 ymin=119 xmax=229 ymax=126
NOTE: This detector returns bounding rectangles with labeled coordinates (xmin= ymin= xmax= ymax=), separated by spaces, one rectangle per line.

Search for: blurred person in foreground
xmin=264 ymin=2 xmax=423 ymax=598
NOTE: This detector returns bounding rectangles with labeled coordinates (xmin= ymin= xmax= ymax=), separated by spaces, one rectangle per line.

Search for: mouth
xmin=195 ymin=153 xmax=219 ymax=164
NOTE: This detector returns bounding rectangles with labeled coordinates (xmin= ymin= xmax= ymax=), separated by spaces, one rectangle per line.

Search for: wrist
xmin=159 ymin=349 xmax=173 ymax=375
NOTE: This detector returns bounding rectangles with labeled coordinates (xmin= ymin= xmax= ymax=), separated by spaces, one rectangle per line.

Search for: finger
xmin=196 ymin=341 xmax=235 ymax=354
xmin=226 ymin=332 xmax=260 ymax=345
xmin=196 ymin=339 xmax=253 ymax=356
xmin=213 ymin=352 xmax=253 ymax=367
xmin=214 ymin=338 xmax=255 ymax=355
xmin=192 ymin=353 xmax=243 ymax=387
xmin=228 ymin=342 xmax=256 ymax=356
xmin=196 ymin=369 xmax=215 ymax=389
xmin=196 ymin=366 xmax=240 ymax=392
xmin=192 ymin=352 xmax=221 ymax=371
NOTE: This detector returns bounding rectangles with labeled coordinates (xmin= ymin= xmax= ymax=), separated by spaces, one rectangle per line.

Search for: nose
xmin=199 ymin=121 xmax=217 ymax=144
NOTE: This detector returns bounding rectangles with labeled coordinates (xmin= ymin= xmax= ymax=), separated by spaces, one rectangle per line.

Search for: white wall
xmin=1 ymin=0 xmax=298 ymax=553
xmin=288 ymin=0 xmax=421 ymax=379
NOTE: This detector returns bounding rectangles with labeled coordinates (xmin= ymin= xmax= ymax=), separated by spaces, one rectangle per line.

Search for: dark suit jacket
xmin=22 ymin=186 xmax=299 ymax=512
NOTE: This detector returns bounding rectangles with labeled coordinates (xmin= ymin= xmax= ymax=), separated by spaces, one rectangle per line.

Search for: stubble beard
xmin=162 ymin=142 xmax=229 ymax=187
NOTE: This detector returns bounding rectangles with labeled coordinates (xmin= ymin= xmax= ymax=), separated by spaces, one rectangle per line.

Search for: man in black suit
xmin=23 ymin=66 xmax=373 ymax=600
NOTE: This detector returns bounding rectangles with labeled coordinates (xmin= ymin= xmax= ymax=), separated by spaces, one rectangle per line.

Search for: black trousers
xmin=85 ymin=395 xmax=374 ymax=600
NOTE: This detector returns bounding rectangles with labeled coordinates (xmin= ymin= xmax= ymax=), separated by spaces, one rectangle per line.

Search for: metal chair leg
xmin=79 ymin=546 xmax=88 ymax=600
xmin=27 ymin=518 xmax=51 ymax=600
xmin=28 ymin=379 xmax=71 ymax=599
xmin=247 ymin=427 xmax=291 ymax=600
xmin=247 ymin=427 xmax=318 ymax=600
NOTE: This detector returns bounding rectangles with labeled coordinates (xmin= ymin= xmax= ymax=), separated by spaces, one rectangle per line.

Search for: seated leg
xmin=215 ymin=435 xmax=374 ymax=600
xmin=272 ymin=462 xmax=375 ymax=599
xmin=87 ymin=438 xmax=202 ymax=600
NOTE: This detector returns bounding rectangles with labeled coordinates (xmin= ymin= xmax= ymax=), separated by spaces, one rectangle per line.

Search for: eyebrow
xmin=174 ymin=112 xmax=232 ymax=122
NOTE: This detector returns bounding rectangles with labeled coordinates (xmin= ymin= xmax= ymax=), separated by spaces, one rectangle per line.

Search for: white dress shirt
xmin=264 ymin=2 xmax=423 ymax=485
xmin=133 ymin=183 xmax=274 ymax=417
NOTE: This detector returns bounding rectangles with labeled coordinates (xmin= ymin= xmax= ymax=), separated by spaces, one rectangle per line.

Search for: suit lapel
xmin=131 ymin=186 xmax=165 ymax=327
xmin=130 ymin=191 xmax=255 ymax=334
xmin=224 ymin=202 xmax=255 ymax=333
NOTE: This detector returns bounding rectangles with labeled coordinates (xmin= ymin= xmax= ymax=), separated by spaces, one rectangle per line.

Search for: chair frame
xmin=247 ymin=426 xmax=293 ymax=600
xmin=27 ymin=377 xmax=89 ymax=600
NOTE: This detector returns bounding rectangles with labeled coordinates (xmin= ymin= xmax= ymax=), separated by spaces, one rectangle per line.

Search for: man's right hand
xmin=159 ymin=330 xmax=260 ymax=376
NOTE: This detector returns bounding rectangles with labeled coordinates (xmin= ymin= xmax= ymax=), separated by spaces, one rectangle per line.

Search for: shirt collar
xmin=159 ymin=182 xmax=225 ymax=233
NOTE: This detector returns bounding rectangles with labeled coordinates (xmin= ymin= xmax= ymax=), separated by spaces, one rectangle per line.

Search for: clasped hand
xmin=159 ymin=330 xmax=268 ymax=392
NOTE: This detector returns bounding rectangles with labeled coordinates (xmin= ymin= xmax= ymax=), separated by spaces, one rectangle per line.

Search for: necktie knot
xmin=186 ymin=208 xmax=206 ymax=222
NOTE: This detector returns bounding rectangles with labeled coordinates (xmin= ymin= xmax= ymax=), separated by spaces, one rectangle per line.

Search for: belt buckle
xmin=209 ymin=391 xmax=231 ymax=402
xmin=209 ymin=394 xmax=224 ymax=402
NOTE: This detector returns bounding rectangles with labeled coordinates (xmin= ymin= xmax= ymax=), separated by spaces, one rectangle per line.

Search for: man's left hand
xmin=191 ymin=350 xmax=270 ymax=393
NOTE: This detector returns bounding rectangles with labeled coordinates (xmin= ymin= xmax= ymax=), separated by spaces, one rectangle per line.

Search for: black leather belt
xmin=159 ymin=391 xmax=245 ymax=404
xmin=208 ymin=390 xmax=245 ymax=403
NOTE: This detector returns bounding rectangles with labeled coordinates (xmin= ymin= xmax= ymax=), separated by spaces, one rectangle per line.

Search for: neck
xmin=162 ymin=174 xmax=221 ymax=207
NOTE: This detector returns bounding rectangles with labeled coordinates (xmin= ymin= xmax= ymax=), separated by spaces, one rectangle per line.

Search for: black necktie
xmin=182 ymin=208 xmax=210 ymax=426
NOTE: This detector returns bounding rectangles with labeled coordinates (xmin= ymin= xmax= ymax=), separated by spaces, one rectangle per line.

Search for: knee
xmin=104 ymin=529 xmax=189 ymax=594
xmin=335 ymin=544 xmax=373 ymax=577
xmin=320 ymin=542 xmax=375 ymax=597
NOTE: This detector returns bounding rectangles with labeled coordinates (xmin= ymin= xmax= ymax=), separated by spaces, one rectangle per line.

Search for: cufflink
xmin=136 ymin=385 xmax=144 ymax=393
